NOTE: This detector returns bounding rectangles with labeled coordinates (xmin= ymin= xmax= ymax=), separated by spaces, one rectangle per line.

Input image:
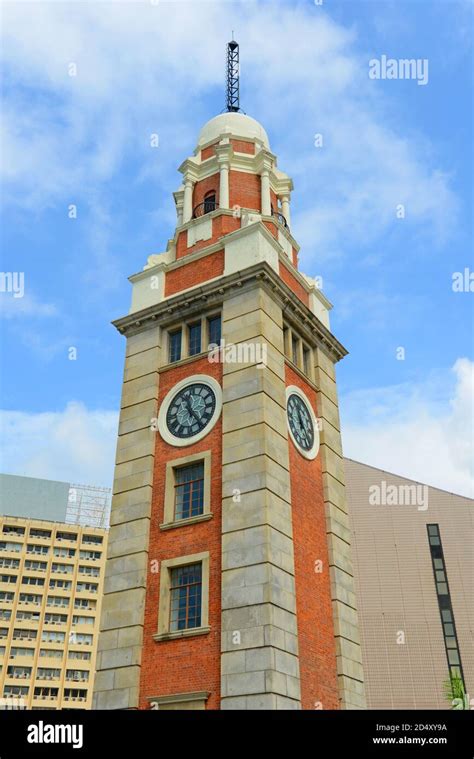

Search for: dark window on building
xmin=426 ymin=524 xmax=465 ymax=689
xmin=208 ymin=315 xmax=221 ymax=348
xmin=169 ymin=329 xmax=182 ymax=363
xmin=2 ymin=526 xmax=25 ymax=536
xmin=174 ymin=463 xmax=204 ymax=521
xmin=169 ymin=563 xmax=202 ymax=632
xmin=34 ymin=686 xmax=59 ymax=698
xmin=188 ymin=322 xmax=202 ymax=356
xmin=82 ymin=534 xmax=103 ymax=545
xmin=203 ymin=192 xmax=216 ymax=214
xmin=29 ymin=528 xmax=51 ymax=539
xmin=303 ymin=346 xmax=310 ymax=376
xmin=3 ymin=685 xmax=29 ymax=697
xmin=1 ymin=575 xmax=17 ymax=584
xmin=21 ymin=576 xmax=44 ymax=586
xmin=291 ymin=335 xmax=299 ymax=366
xmin=56 ymin=531 xmax=77 ymax=542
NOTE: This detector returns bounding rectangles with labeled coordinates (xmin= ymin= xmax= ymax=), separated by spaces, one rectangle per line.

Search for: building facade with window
xmin=93 ymin=110 xmax=366 ymax=710
xmin=345 ymin=459 xmax=473 ymax=710
xmin=0 ymin=514 xmax=107 ymax=709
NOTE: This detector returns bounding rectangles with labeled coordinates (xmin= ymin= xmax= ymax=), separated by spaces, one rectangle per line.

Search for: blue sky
xmin=1 ymin=0 xmax=472 ymax=496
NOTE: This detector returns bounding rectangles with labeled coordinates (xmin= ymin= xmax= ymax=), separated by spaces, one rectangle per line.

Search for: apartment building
xmin=0 ymin=515 xmax=107 ymax=709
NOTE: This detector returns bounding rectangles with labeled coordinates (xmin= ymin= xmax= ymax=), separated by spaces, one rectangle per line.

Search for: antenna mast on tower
xmin=226 ymin=36 xmax=240 ymax=112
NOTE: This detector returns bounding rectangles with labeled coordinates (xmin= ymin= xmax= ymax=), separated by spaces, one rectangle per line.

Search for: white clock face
xmin=158 ymin=375 xmax=222 ymax=447
xmin=286 ymin=385 xmax=320 ymax=460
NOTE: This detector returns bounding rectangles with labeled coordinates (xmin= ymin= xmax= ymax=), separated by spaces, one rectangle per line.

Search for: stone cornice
xmin=113 ymin=261 xmax=348 ymax=363
xmin=176 ymin=147 xmax=291 ymax=193
xmin=177 ymin=157 xmax=200 ymax=178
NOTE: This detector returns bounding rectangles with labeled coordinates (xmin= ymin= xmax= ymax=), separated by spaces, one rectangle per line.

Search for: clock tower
xmin=93 ymin=42 xmax=366 ymax=711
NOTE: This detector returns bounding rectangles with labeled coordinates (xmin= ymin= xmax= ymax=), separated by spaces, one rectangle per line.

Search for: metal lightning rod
xmin=226 ymin=36 xmax=240 ymax=112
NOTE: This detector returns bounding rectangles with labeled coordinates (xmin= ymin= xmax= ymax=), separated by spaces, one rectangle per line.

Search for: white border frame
xmin=158 ymin=374 xmax=222 ymax=447
xmin=285 ymin=385 xmax=320 ymax=460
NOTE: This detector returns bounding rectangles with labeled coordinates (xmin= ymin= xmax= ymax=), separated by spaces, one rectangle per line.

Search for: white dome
xmin=197 ymin=112 xmax=270 ymax=149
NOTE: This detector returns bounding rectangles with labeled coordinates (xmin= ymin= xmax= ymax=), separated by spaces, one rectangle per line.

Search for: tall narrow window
xmin=188 ymin=322 xmax=202 ymax=356
xmin=169 ymin=564 xmax=202 ymax=632
xmin=427 ymin=524 xmax=465 ymax=687
xmin=174 ymin=463 xmax=204 ymax=520
xmin=303 ymin=346 xmax=310 ymax=376
xmin=169 ymin=329 xmax=182 ymax=363
xmin=208 ymin=315 xmax=221 ymax=348
xmin=283 ymin=326 xmax=290 ymax=358
xmin=291 ymin=335 xmax=299 ymax=366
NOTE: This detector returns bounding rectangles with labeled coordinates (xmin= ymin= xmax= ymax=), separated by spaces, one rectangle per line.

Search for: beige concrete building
xmin=0 ymin=514 xmax=108 ymax=709
xmin=346 ymin=458 xmax=473 ymax=710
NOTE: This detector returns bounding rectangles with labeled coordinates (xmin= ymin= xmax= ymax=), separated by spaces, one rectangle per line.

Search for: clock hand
xmin=193 ymin=402 xmax=208 ymax=429
xmin=291 ymin=409 xmax=301 ymax=432
xmin=190 ymin=396 xmax=208 ymax=426
xmin=297 ymin=409 xmax=307 ymax=436
xmin=181 ymin=399 xmax=196 ymax=425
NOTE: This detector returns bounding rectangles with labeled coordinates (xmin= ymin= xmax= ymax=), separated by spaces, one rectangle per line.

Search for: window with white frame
xmin=167 ymin=313 xmax=222 ymax=364
xmin=154 ymin=552 xmax=210 ymax=642
xmin=283 ymin=323 xmax=313 ymax=380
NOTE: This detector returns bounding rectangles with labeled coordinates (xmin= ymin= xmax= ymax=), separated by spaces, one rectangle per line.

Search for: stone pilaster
xmin=93 ymin=326 xmax=161 ymax=709
xmin=220 ymin=284 xmax=301 ymax=709
xmin=314 ymin=346 xmax=366 ymax=709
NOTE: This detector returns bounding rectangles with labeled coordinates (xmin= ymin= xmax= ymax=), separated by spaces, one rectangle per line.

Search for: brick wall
xmin=200 ymin=139 xmax=255 ymax=161
xmin=139 ymin=356 xmax=223 ymax=710
xmin=231 ymin=139 xmax=255 ymax=155
xmin=176 ymin=217 xmax=240 ymax=259
xmin=165 ymin=250 xmax=224 ymax=296
xmin=270 ymin=188 xmax=278 ymax=212
xmin=201 ymin=143 xmax=218 ymax=161
xmin=279 ymin=262 xmax=309 ymax=307
xmin=229 ymin=170 xmax=261 ymax=212
xmin=263 ymin=220 xmax=278 ymax=240
xmin=285 ymin=364 xmax=340 ymax=710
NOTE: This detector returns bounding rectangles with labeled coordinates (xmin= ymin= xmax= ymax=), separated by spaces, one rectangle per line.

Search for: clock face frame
xmin=285 ymin=385 xmax=320 ymax=460
xmin=158 ymin=375 xmax=222 ymax=447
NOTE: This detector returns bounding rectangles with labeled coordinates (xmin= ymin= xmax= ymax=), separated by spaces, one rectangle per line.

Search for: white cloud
xmin=0 ymin=292 xmax=58 ymax=319
xmin=341 ymin=358 xmax=474 ymax=498
xmin=0 ymin=0 xmax=458 ymax=262
xmin=0 ymin=402 xmax=118 ymax=487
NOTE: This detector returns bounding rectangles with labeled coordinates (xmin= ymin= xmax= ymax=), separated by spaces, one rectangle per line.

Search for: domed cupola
xmin=172 ymin=39 xmax=293 ymax=235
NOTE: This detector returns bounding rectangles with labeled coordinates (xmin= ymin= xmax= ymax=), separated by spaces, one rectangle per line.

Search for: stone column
xmin=182 ymin=177 xmax=194 ymax=224
xmin=93 ymin=326 xmax=161 ymax=710
xmin=261 ymin=169 xmax=271 ymax=216
xmin=219 ymin=163 xmax=230 ymax=209
xmin=314 ymin=346 xmax=366 ymax=709
xmin=216 ymin=143 xmax=232 ymax=210
xmin=280 ymin=195 xmax=291 ymax=227
xmin=220 ymin=283 xmax=301 ymax=709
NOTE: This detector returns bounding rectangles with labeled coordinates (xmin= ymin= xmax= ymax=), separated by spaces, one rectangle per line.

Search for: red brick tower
xmin=94 ymin=45 xmax=366 ymax=711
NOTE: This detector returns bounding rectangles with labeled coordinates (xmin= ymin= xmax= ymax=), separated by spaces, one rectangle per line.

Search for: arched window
xmin=203 ymin=191 xmax=216 ymax=214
